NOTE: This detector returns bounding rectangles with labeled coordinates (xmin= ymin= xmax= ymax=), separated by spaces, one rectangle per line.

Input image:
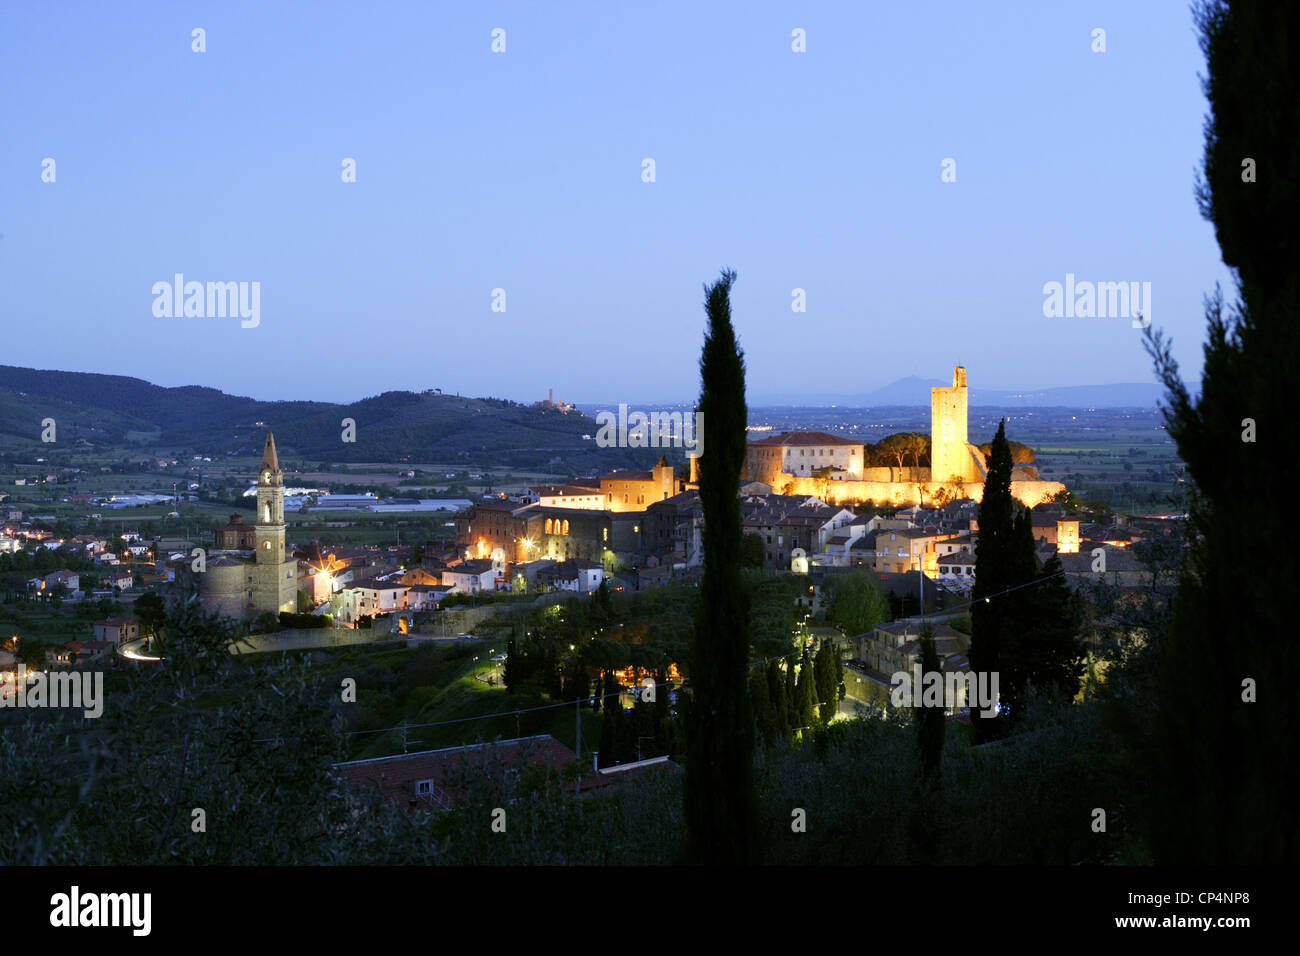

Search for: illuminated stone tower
xmin=252 ymin=432 xmax=297 ymax=615
xmin=930 ymin=366 xmax=977 ymax=484
xmin=255 ymin=432 xmax=286 ymax=560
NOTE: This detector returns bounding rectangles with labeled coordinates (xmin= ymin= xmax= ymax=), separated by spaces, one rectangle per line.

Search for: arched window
xmin=562 ymin=520 xmax=570 ymax=535
xmin=545 ymin=518 xmax=553 ymax=535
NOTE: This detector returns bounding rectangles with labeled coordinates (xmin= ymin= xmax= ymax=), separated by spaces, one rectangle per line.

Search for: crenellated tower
xmin=930 ymin=366 xmax=977 ymax=484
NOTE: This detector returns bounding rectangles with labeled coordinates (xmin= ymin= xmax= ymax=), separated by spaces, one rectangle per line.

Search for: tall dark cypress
xmin=813 ymin=642 xmax=838 ymax=726
xmin=597 ymin=669 xmax=620 ymax=768
xmin=909 ymin=622 xmax=945 ymax=863
xmin=795 ymin=646 xmax=816 ymax=731
xmin=652 ymin=666 xmax=671 ymax=755
xmin=783 ymin=657 xmax=798 ymax=733
xmin=684 ymin=268 xmax=758 ymax=864
xmin=749 ymin=667 xmax=774 ymax=747
xmin=1021 ymin=552 xmax=1085 ymax=708
xmin=1140 ymin=1 xmax=1300 ymax=863
xmin=916 ymin=623 xmax=945 ymax=781
xmin=970 ymin=419 xmax=1016 ymax=740
xmin=767 ymin=659 xmax=790 ymax=741
xmin=998 ymin=506 xmax=1038 ymax=717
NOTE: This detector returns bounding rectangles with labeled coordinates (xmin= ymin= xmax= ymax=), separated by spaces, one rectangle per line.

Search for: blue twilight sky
xmin=2 ymin=0 xmax=1229 ymax=405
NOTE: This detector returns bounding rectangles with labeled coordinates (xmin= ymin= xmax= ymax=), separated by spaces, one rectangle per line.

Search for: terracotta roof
xmin=347 ymin=577 xmax=410 ymax=591
xmin=748 ymin=430 xmax=861 ymax=447
xmin=332 ymin=735 xmax=579 ymax=810
xmin=937 ymin=552 xmax=976 ymax=566
xmin=602 ymin=470 xmax=653 ymax=481
xmin=447 ymin=559 xmax=496 ymax=575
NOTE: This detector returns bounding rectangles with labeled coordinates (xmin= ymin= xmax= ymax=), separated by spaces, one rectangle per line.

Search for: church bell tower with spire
xmin=251 ymin=431 xmax=297 ymax=615
xmin=255 ymin=431 xmax=286 ymax=563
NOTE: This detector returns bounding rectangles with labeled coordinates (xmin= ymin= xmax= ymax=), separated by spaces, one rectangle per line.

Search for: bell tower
xmin=255 ymin=431 xmax=286 ymax=564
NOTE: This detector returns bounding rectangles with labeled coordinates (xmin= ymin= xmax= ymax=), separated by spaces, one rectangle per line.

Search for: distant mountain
xmin=0 ymin=365 xmax=661 ymax=472
xmin=973 ymin=382 xmax=1171 ymax=407
xmin=749 ymin=377 xmax=1175 ymax=408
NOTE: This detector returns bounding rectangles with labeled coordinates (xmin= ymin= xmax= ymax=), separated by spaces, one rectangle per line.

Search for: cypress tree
xmin=970 ymin=419 xmax=1016 ymax=740
xmin=813 ymin=642 xmax=838 ymax=726
xmin=566 ymin=650 xmax=588 ymax=703
xmin=909 ymin=623 xmax=945 ymax=864
xmin=997 ymin=505 xmax=1038 ymax=718
xmin=795 ymin=646 xmax=816 ymax=732
xmin=767 ymin=659 xmax=789 ymax=742
xmin=916 ymin=623 xmax=945 ymax=781
xmin=1020 ymin=552 xmax=1085 ymax=708
xmin=749 ymin=667 xmax=774 ymax=747
xmin=597 ymin=669 xmax=620 ymax=768
xmin=684 ymin=268 xmax=758 ymax=864
xmin=834 ymin=644 xmax=845 ymax=704
xmin=783 ymin=656 xmax=798 ymax=733
xmin=503 ymin=634 xmax=519 ymax=693
xmin=652 ymin=667 xmax=671 ymax=755
xmin=1139 ymin=1 xmax=1300 ymax=863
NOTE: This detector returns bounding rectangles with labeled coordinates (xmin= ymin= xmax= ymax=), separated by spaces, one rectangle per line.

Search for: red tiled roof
xmin=748 ymin=431 xmax=861 ymax=447
xmin=333 ymin=735 xmax=579 ymax=810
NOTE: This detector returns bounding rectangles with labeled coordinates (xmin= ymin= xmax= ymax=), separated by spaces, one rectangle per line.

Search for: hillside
xmin=0 ymin=365 xmax=658 ymax=471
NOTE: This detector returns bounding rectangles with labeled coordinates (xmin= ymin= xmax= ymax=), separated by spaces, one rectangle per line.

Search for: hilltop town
xmin=1 ymin=366 xmax=1181 ymax=726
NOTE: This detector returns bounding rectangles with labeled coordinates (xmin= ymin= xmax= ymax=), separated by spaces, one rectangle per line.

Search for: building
xmin=93 ymin=618 xmax=139 ymax=644
xmin=599 ymin=456 xmax=682 ymax=512
xmin=855 ymin=620 xmax=971 ymax=686
xmin=935 ymin=550 xmax=977 ymax=589
xmin=407 ymin=584 xmax=454 ymax=610
xmin=869 ymin=526 xmax=962 ymax=575
xmin=542 ymin=559 xmax=605 ymax=593
xmin=199 ymin=432 xmax=300 ymax=620
xmin=44 ymin=569 xmax=81 ymax=593
xmin=339 ymin=578 xmax=410 ymax=625
xmin=740 ymin=496 xmax=857 ymax=572
xmin=108 ymin=569 xmax=135 ymax=590
xmin=528 ymin=457 xmax=685 ymax=514
xmin=332 ymin=735 xmax=581 ymax=811
xmin=746 ymin=432 xmax=865 ymax=485
xmin=442 ymin=559 xmax=498 ymax=593
xmin=214 ymin=514 xmax=256 ymax=549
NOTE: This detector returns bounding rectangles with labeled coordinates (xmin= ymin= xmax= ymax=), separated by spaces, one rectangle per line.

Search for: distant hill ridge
xmin=0 ymin=364 xmax=634 ymax=470
xmin=746 ymin=376 xmax=1176 ymax=407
